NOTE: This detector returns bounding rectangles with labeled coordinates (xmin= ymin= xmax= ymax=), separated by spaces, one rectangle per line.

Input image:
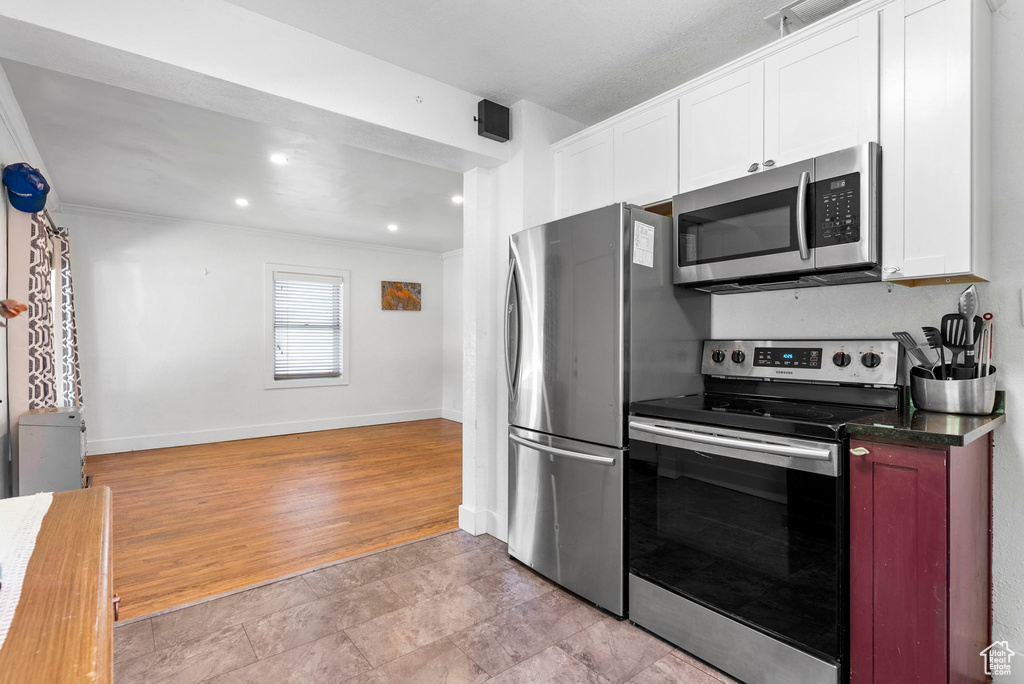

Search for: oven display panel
xmin=753 ymin=347 xmax=822 ymax=369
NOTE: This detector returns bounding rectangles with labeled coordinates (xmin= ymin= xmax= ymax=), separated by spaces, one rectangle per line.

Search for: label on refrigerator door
xmin=633 ymin=221 xmax=655 ymax=268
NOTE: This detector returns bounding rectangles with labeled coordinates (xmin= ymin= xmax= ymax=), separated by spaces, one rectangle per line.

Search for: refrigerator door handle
xmin=510 ymin=433 xmax=617 ymax=466
xmin=504 ymin=258 xmax=520 ymax=399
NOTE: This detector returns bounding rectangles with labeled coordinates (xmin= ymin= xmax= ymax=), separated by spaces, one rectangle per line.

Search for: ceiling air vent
xmin=764 ymin=0 xmax=861 ymax=37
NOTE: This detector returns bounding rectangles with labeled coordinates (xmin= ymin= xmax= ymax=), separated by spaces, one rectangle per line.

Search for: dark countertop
xmin=846 ymin=390 xmax=1006 ymax=447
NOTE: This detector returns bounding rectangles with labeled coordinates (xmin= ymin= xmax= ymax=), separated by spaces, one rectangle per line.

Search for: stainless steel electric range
xmin=627 ymin=339 xmax=900 ymax=684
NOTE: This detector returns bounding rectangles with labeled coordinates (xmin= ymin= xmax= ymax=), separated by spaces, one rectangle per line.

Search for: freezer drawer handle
xmin=629 ymin=422 xmax=832 ymax=461
xmin=510 ymin=434 xmax=616 ymax=466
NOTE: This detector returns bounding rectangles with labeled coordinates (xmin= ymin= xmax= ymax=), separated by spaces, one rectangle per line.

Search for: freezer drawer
xmin=507 ymin=426 xmax=624 ymax=616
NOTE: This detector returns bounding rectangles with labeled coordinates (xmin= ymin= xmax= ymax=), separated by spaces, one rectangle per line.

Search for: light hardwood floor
xmin=85 ymin=419 xmax=462 ymax=621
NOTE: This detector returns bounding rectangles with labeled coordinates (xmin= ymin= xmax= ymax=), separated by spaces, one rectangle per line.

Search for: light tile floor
xmin=114 ymin=530 xmax=739 ymax=684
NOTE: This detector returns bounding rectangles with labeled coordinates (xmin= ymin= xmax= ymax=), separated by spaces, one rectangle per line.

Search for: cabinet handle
xmin=763 ymin=159 xmax=776 ymax=167
xmin=850 ymin=447 xmax=870 ymax=456
xmin=883 ymin=266 xmax=901 ymax=274
xmin=113 ymin=594 xmax=121 ymax=621
xmin=747 ymin=163 xmax=760 ymax=173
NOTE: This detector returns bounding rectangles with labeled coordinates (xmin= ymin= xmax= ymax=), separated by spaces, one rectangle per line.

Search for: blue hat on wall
xmin=2 ymin=163 xmax=50 ymax=213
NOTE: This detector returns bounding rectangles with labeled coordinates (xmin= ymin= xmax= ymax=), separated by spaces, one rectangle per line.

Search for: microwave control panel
xmin=815 ymin=172 xmax=860 ymax=247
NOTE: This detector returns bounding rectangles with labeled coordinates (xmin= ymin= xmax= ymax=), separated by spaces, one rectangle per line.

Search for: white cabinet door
xmin=764 ymin=14 xmax=879 ymax=167
xmin=678 ymin=64 xmax=765 ymax=193
xmin=555 ymin=129 xmax=614 ymax=218
xmin=613 ymin=100 xmax=678 ymax=205
xmin=880 ymin=0 xmax=989 ymax=281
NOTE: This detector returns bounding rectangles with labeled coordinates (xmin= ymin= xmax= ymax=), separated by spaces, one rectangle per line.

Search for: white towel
xmin=0 ymin=492 xmax=53 ymax=652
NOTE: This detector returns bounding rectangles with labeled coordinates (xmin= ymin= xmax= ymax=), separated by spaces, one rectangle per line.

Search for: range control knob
xmin=711 ymin=350 xmax=726 ymax=363
xmin=832 ymin=352 xmax=852 ymax=367
xmin=861 ymin=352 xmax=882 ymax=368
xmin=731 ymin=350 xmax=746 ymax=364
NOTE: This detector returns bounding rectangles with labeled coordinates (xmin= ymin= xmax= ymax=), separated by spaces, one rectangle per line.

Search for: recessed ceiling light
xmin=235 ymin=198 xmax=250 ymax=207
xmin=451 ymin=195 xmax=464 ymax=204
xmin=387 ymin=224 xmax=398 ymax=232
xmin=269 ymin=153 xmax=289 ymax=165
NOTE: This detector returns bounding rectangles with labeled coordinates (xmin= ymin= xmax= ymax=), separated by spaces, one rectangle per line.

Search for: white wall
xmin=0 ymin=60 xmax=52 ymax=497
xmin=713 ymin=1 xmax=1024 ymax=665
xmin=68 ymin=209 xmax=444 ymax=454
xmin=460 ymin=100 xmax=583 ymax=538
xmin=441 ymin=250 xmax=463 ymax=422
xmin=0 ymin=119 xmax=14 ymax=497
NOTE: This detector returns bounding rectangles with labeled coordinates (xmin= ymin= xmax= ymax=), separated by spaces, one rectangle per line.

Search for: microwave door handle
xmin=796 ymin=170 xmax=811 ymax=261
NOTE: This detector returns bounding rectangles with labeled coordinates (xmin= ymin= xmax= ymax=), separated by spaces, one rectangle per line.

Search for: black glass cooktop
xmin=631 ymin=393 xmax=887 ymax=440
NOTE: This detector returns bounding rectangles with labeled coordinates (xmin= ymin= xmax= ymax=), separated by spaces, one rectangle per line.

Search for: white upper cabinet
xmin=763 ymin=14 xmax=879 ymax=166
xmin=551 ymin=0 xmax=990 ymax=285
xmin=555 ymin=128 xmax=614 ymax=219
xmin=678 ymin=65 xmax=765 ymax=193
xmin=879 ymin=0 xmax=991 ymax=282
xmin=613 ymin=100 xmax=678 ymax=205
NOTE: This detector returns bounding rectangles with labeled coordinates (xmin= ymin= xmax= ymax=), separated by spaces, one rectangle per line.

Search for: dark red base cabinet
xmin=849 ymin=436 xmax=992 ymax=684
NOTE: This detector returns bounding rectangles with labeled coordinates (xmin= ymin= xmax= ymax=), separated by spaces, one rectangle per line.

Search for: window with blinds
xmin=272 ymin=272 xmax=344 ymax=380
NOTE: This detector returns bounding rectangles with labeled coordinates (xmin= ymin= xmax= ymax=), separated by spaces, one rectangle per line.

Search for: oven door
xmin=673 ymin=159 xmax=814 ymax=286
xmin=627 ymin=417 xmax=844 ymax=664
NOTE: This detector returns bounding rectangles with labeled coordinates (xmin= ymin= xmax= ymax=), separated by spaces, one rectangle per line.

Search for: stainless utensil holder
xmin=910 ymin=365 xmax=997 ymax=415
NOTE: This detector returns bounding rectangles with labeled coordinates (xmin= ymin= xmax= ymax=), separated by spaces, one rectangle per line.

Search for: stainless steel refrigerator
xmin=506 ymin=203 xmax=710 ymax=617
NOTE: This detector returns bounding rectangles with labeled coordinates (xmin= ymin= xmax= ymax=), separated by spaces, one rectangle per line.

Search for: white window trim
xmin=264 ymin=263 xmax=351 ymax=389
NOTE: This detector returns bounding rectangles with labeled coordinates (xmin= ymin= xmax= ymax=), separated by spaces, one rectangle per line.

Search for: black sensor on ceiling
xmin=476 ymin=99 xmax=510 ymax=143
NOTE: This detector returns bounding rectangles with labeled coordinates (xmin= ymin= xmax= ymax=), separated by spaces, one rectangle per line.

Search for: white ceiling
xmin=3 ymin=59 xmax=465 ymax=253
xmin=224 ymin=0 xmax=818 ymax=125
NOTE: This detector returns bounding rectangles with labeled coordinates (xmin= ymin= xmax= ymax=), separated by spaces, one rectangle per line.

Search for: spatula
xmin=922 ymin=326 xmax=945 ymax=379
xmin=892 ymin=331 xmax=936 ymax=377
xmin=941 ymin=313 xmax=971 ymax=370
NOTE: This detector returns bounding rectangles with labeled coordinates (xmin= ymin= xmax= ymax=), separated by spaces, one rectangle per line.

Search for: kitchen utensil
xmin=922 ymin=326 xmax=946 ymax=380
xmin=958 ymin=284 xmax=978 ymax=324
xmin=940 ymin=313 xmax=971 ymax=370
xmin=977 ymin=323 xmax=990 ymax=379
xmin=962 ymin=315 xmax=983 ymax=368
xmin=958 ymin=284 xmax=979 ymax=366
xmin=983 ymin=318 xmax=994 ymax=377
xmin=892 ymin=331 xmax=936 ymax=377
xmin=910 ymin=365 xmax=997 ymax=415
xmin=981 ymin=313 xmax=994 ymax=377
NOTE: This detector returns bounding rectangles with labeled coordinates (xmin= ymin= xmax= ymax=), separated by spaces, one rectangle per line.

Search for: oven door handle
xmin=796 ymin=170 xmax=811 ymax=261
xmin=629 ymin=422 xmax=832 ymax=461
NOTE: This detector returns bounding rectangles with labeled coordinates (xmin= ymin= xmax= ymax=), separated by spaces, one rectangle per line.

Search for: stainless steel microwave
xmin=673 ymin=142 xmax=880 ymax=293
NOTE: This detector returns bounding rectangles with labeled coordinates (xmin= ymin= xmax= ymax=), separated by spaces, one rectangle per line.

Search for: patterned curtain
xmin=52 ymin=226 xmax=83 ymax=406
xmin=27 ymin=212 xmax=56 ymax=409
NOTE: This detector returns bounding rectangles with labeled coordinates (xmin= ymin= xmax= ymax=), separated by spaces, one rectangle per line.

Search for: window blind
xmin=273 ymin=273 xmax=343 ymax=380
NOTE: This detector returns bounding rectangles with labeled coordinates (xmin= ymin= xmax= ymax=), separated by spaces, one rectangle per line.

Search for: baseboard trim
xmin=486 ymin=511 xmax=508 ymax=542
xmin=459 ymin=505 xmax=507 ymax=542
xmin=441 ymin=408 xmax=463 ymax=423
xmin=459 ymin=504 xmax=487 ymax=535
xmin=87 ymin=409 xmax=444 ymax=455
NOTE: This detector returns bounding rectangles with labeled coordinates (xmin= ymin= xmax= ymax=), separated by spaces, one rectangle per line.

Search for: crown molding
xmin=60 ymin=203 xmax=455 ymax=259
xmin=440 ymin=248 xmax=464 ymax=260
xmin=0 ymin=62 xmax=62 ymax=209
